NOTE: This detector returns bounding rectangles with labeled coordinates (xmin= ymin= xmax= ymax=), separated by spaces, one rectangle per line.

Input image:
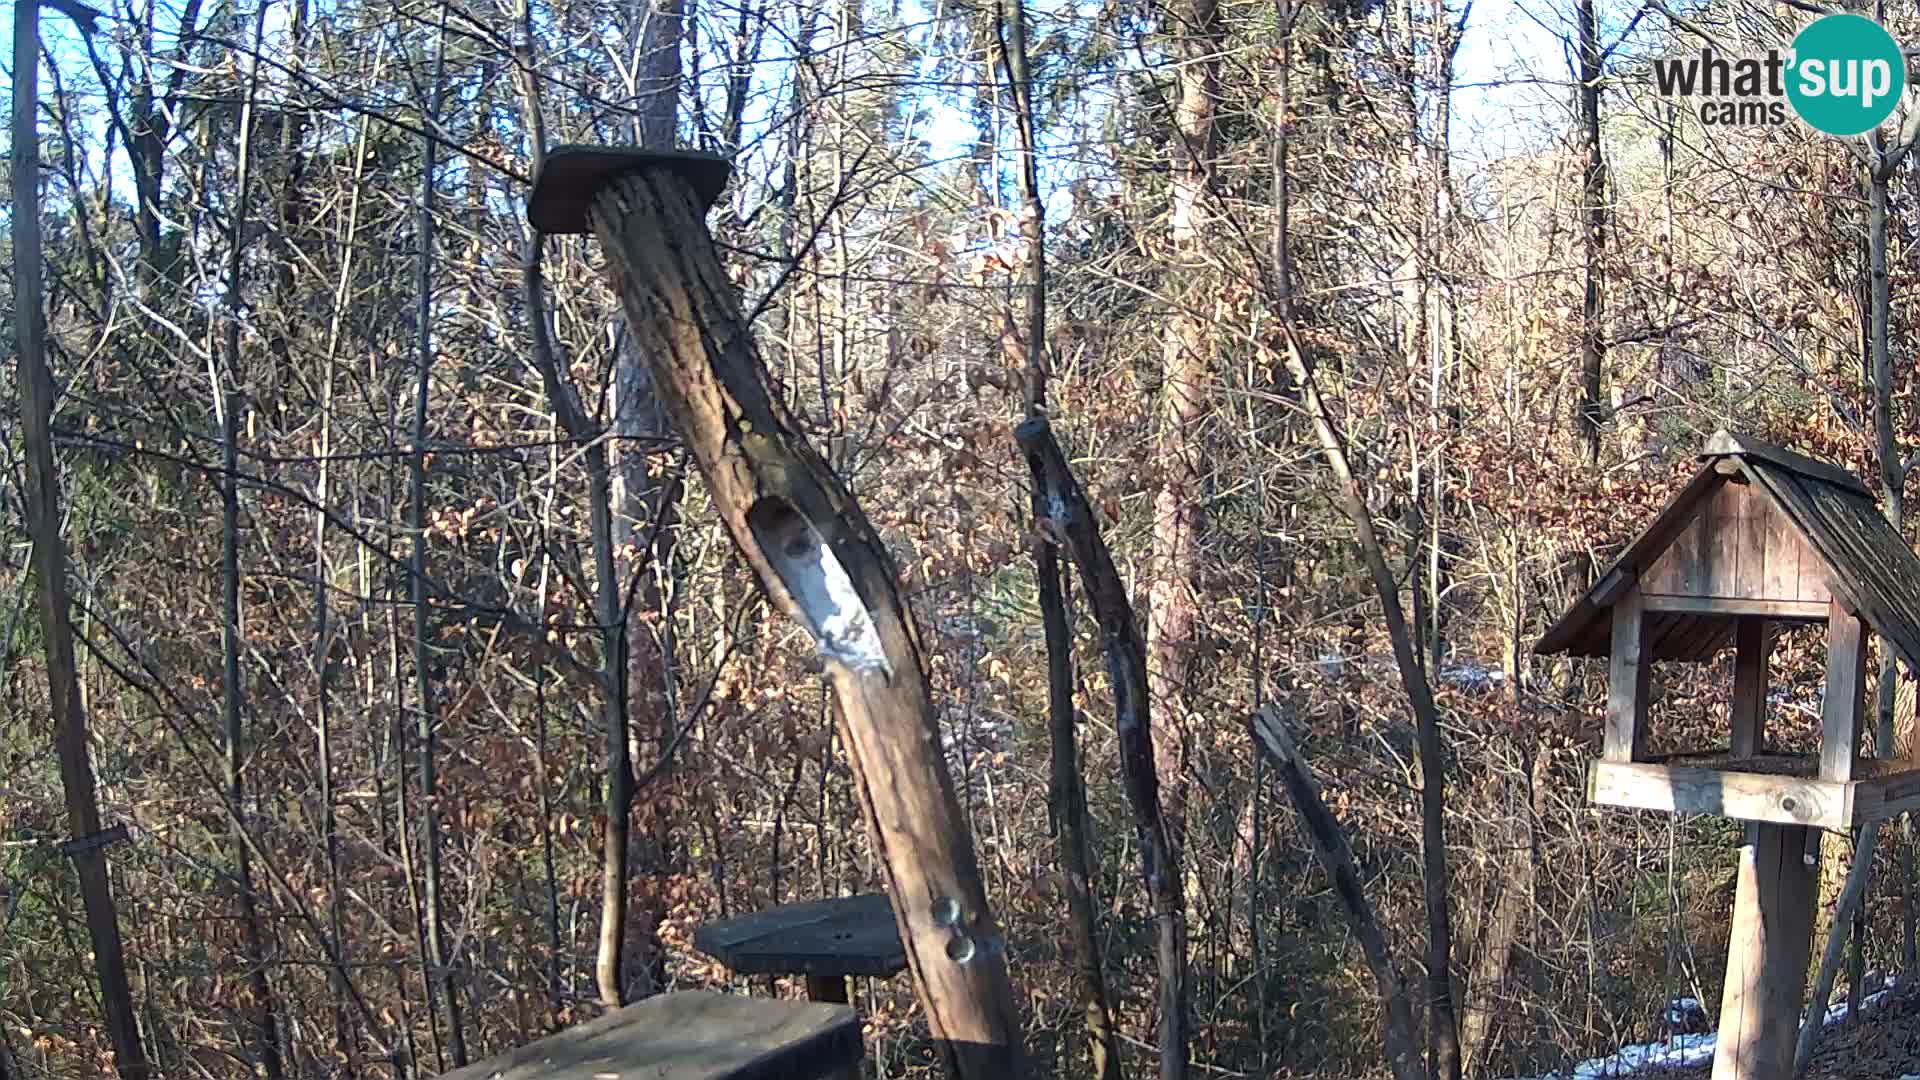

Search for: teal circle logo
xmin=1787 ymin=14 xmax=1905 ymax=136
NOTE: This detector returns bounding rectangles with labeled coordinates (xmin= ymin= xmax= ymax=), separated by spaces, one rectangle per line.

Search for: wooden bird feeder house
xmin=1537 ymin=429 xmax=1920 ymax=1078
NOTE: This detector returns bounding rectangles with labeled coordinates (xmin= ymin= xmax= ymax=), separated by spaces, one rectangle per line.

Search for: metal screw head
xmin=932 ymin=896 xmax=962 ymax=928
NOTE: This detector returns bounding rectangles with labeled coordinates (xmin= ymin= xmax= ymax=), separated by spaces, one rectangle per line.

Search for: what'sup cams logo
xmin=1652 ymin=13 xmax=1906 ymax=136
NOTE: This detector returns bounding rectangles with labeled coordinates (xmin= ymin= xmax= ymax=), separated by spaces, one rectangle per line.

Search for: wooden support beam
xmin=1606 ymin=584 xmax=1651 ymax=762
xmin=1823 ymin=597 xmax=1868 ymax=783
xmin=1731 ymin=618 xmax=1769 ymax=758
xmin=1641 ymin=597 xmax=1829 ymax=621
xmin=1586 ymin=760 xmax=1851 ymax=830
xmin=1592 ymin=567 xmax=1634 ymax=608
xmin=528 ymin=151 xmax=1023 ymax=1077
xmin=805 ymin=976 xmax=850 ymax=1004
xmin=804 ymin=976 xmax=859 ymax=1080
xmin=1712 ymin=823 xmax=1819 ymax=1080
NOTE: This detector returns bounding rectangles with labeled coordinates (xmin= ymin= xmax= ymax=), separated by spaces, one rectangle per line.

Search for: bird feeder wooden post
xmin=1537 ymin=430 xmax=1920 ymax=1080
xmin=527 ymin=148 xmax=1023 ymax=1078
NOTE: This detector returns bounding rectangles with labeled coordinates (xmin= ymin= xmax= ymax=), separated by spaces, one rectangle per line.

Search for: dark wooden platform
xmin=439 ymin=991 xmax=861 ymax=1080
xmin=694 ymin=893 xmax=906 ymax=979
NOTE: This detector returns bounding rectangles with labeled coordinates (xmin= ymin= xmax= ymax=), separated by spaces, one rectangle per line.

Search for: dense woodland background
xmin=9 ymin=0 xmax=1920 ymax=1074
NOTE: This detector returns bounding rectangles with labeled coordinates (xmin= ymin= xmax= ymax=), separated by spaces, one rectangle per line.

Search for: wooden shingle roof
xmin=1535 ymin=431 xmax=1920 ymax=671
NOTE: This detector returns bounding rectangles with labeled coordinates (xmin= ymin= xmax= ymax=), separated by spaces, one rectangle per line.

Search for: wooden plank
xmin=1823 ymin=597 xmax=1868 ymax=782
xmin=438 ymin=992 xmax=862 ymax=1080
xmin=1641 ymin=596 xmax=1829 ymax=620
xmin=1675 ymin=518 xmax=1708 ymax=596
xmin=1843 ymin=765 xmax=1920 ymax=823
xmin=1731 ymin=618 xmax=1769 ymax=757
xmin=1591 ymin=567 xmax=1634 ymax=608
xmin=1645 ymin=611 xmax=1695 ymax=659
xmin=1761 ymin=506 xmax=1801 ymax=601
xmin=1711 ymin=823 xmax=1820 ymax=1080
xmin=1706 ymin=487 xmax=1744 ymax=598
xmin=1685 ymin=621 xmax=1735 ymax=662
xmin=693 ymin=894 xmax=906 ymax=978
xmin=1704 ymin=429 xmax=1872 ymax=496
xmin=1606 ymin=585 xmax=1651 ymax=762
xmin=1586 ymin=761 xmax=1852 ymax=830
xmin=1734 ymin=483 xmax=1771 ymax=599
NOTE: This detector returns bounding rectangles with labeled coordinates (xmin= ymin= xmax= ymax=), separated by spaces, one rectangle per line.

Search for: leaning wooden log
xmin=1248 ymin=705 xmax=1422 ymax=1080
xmin=528 ymin=148 xmax=1023 ymax=1078
xmin=1015 ymin=415 xmax=1188 ymax=1079
xmin=1027 ymin=469 xmax=1123 ymax=1080
xmin=1794 ymin=819 xmax=1882 ymax=1075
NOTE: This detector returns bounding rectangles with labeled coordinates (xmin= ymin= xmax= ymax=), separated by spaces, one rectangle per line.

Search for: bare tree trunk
xmin=1148 ymin=0 xmax=1223 ymax=865
xmin=1277 ymin=332 xmax=1461 ymax=1080
xmin=217 ymin=11 xmax=285 ymax=1068
xmin=1458 ymin=743 xmax=1546 ymax=1068
xmin=995 ymin=3 xmax=1118 ymax=1069
xmin=605 ymin=0 xmax=690 ymax=1000
xmin=1249 ymin=706 xmax=1422 ymax=1080
xmin=514 ymin=52 xmax=635 ymax=1002
xmin=313 ymin=83 xmax=377 ymax=1080
xmin=409 ymin=16 xmax=466 ymax=1065
xmin=1575 ymin=0 xmax=1606 ymax=462
xmin=1020 ymin=417 xmax=1188 ymax=1080
xmin=11 ymin=6 xmax=151 ymax=1074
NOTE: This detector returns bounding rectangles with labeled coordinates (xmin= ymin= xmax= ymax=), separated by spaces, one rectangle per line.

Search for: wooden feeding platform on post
xmin=1536 ymin=429 xmax=1920 ymax=1079
xmin=694 ymin=893 xmax=907 ymax=1004
xmin=1537 ymin=430 xmax=1920 ymax=827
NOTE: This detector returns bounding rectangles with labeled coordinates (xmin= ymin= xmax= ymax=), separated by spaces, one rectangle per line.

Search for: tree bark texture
xmin=12 ymin=5 xmax=152 ymax=1074
xmin=1575 ymin=0 xmax=1606 ymax=462
xmin=1018 ymin=415 xmax=1189 ymax=1080
xmin=1148 ymin=0 xmax=1223 ymax=864
xmin=583 ymin=166 xmax=1024 ymax=1078
xmin=1030 ymin=469 xmax=1124 ymax=1080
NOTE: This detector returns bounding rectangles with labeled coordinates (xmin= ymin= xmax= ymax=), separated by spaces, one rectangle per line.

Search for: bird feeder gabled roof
xmin=1535 ymin=430 xmax=1920 ymax=671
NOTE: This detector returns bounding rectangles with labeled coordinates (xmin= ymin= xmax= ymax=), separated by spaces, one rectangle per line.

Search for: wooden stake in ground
xmin=12 ymin=2 xmax=151 ymax=1076
xmin=528 ymin=148 xmax=1023 ymax=1078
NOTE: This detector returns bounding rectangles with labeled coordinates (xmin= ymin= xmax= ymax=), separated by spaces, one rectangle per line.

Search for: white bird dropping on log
xmin=756 ymin=500 xmax=892 ymax=681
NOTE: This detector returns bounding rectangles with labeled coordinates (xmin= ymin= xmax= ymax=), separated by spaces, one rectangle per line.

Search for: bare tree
xmin=10 ymin=3 xmax=151 ymax=1074
xmin=409 ymin=13 xmax=467 ymax=1064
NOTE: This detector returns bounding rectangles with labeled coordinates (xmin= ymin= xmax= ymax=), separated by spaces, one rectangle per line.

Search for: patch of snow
xmin=1509 ymin=976 xmax=1900 ymax=1079
xmin=1440 ymin=662 xmax=1507 ymax=693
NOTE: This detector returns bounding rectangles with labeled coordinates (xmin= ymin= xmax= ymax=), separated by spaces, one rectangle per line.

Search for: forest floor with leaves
xmin=1622 ymin=981 xmax=1920 ymax=1079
